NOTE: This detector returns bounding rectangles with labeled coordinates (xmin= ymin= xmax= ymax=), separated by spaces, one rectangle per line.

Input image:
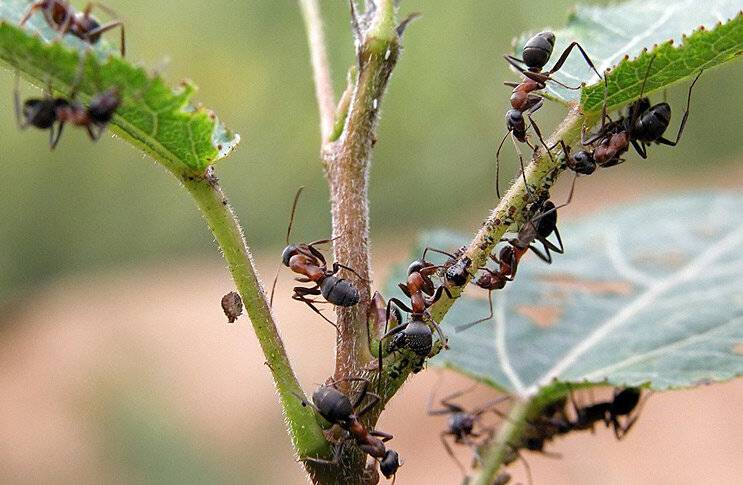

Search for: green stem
xmin=182 ymin=170 xmax=328 ymax=458
xmin=473 ymin=400 xmax=531 ymax=485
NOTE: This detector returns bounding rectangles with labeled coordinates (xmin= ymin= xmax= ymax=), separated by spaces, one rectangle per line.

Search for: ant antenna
xmin=269 ymin=186 xmax=305 ymax=306
xmin=630 ymin=54 xmax=657 ymax=127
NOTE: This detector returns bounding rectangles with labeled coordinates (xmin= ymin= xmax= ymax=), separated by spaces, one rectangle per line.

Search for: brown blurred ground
xmin=1 ymin=168 xmax=742 ymax=485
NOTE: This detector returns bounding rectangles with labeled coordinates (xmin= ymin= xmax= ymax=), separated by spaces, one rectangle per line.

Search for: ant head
xmin=46 ymin=0 xmax=70 ymax=25
xmin=23 ymin=98 xmax=60 ymax=129
xmin=571 ymin=150 xmax=597 ymax=175
xmin=281 ymin=245 xmax=298 ymax=266
xmin=450 ymin=412 xmax=476 ymax=436
xmin=505 ymin=109 xmax=523 ymax=130
xmin=522 ymin=31 xmax=555 ymax=70
xmin=407 ymin=259 xmax=426 ymax=275
xmin=380 ymin=449 xmax=401 ymax=478
xmin=73 ymin=11 xmax=102 ymax=41
xmin=88 ymin=88 xmax=121 ymax=125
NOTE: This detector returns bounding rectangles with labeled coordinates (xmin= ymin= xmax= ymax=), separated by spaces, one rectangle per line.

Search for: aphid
xmin=220 ymin=291 xmax=243 ymax=323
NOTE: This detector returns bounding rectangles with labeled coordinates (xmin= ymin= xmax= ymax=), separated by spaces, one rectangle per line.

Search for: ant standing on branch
xmin=270 ymin=187 xmax=364 ymax=327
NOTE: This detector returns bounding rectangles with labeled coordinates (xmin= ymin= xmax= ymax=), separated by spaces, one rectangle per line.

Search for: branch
xmin=299 ymin=0 xmax=336 ymax=142
xmin=182 ymin=170 xmax=328 ymax=459
xmin=473 ymin=399 xmax=532 ymax=485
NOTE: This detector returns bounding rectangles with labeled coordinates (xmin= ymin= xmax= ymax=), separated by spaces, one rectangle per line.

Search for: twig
xmin=299 ymin=0 xmax=336 ymax=142
xmin=182 ymin=171 xmax=328 ymax=459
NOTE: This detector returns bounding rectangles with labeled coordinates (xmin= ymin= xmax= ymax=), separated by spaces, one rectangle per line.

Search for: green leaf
xmin=0 ymin=0 xmax=239 ymax=173
xmin=512 ymin=0 xmax=743 ymax=113
xmin=390 ymin=193 xmax=743 ymax=397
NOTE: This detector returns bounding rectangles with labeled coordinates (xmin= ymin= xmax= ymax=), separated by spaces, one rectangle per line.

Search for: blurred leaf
xmin=512 ymin=0 xmax=743 ymax=112
xmin=0 ymin=0 xmax=239 ymax=173
xmin=390 ymin=194 xmax=743 ymax=397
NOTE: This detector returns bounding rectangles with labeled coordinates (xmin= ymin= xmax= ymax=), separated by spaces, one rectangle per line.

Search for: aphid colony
xmin=13 ymin=4 xmax=701 ymax=482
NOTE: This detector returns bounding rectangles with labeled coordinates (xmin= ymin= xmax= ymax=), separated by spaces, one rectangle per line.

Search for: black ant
xmin=570 ymin=387 xmax=645 ymax=439
xmin=562 ymin=57 xmax=702 ymax=175
xmin=428 ymin=383 xmax=508 ymax=476
xmin=270 ymin=187 xmax=363 ymax=327
xmin=457 ymin=183 xmax=574 ymax=332
xmin=19 ymin=0 xmax=126 ymax=57
xmin=14 ymin=68 xmax=121 ymax=149
xmin=377 ymin=249 xmax=454 ymax=386
xmin=497 ymin=31 xmax=603 ymax=197
xmin=299 ymin=377 xmax=394 ymax=466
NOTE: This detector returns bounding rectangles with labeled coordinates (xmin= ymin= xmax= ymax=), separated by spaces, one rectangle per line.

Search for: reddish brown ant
xmin=457 ymin=181 xmax=574 ymax=332
xmin=19 ymin=0 xmax=126 ymax=57
xmin=14 ymin=67 xmax=121 ymax=149
xmin=298 ymin=377 xmax=395 ymax=467
xmin=270 ymin=187 xmax=363 ymax=327
xmin=562 ymin=57 xmax=702 ymax=175
xmin=496 ymin=32 xmax=603 ymax=198
xmin=428 ymin=382 xmax=508 ymax=476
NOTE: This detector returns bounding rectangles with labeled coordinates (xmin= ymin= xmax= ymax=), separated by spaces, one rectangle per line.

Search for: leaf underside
xmin=389 ymin=193 xmax=743 ymax=398
xmin=511 ymin=0 xmax=743 ymax=114
xmin=0 ymin=0 xmax=239 ymax=173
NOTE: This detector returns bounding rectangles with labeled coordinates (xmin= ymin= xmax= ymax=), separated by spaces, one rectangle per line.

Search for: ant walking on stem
xmin=19 ymin=0 xmax=126 ymax=57
xmin=270 ymin=187 xmax=364 ymax=327
xmin=497 ymin=31 xmax=603 ymax=198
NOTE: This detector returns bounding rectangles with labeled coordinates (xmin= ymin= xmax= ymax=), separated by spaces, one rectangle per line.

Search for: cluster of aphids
xmin=429 ymin=385 xmax=647 ymax=484
xmin=13 ymin=1 xmax=126 ymax=149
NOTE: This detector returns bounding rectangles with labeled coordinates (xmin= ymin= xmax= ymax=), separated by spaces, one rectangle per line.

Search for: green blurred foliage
xmin=0 ymin=0 xmax=741 ymax=303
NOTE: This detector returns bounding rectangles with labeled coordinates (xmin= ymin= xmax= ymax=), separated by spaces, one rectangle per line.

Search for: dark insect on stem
xmin=13 ymin=60 xmax=120 ymax=149
xmin=298 ymin=377 xmax=399 ymax=473
xmin=377 ymin=249 xmax=454 ymax=390
xmin=457 ymin=182 xmax=575 ymax=332
xmin=427 ymin=381 xmax=509 ymax=477
xmin=497 ymin=31 xmax=603 ymax=198
xmin=561 ymin=56 xmax=703 ymax=174
xmin=379 ymin=449 xmax=401 ymax=484
xmin=19 ymin=0 xmax=126 ymax=57
xmin=220 ymin=291 xmax=243 ymax=323
xmin=269 ymin=187 xmax=363 ymax=328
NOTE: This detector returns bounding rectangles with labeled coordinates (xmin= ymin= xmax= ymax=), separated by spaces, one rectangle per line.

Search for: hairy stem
xmin=183 ymin=169 xmax=328 ymax=459
xmin=299 ymin=0 xmax=336 ymax=142
xmin=473 ymin=400 xmax=532 ymax=485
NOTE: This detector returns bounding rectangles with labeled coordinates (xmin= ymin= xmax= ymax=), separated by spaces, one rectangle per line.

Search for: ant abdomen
xmin=522 ymin=31 xmax=556 ymax=70
xmin=449 ymin=413 xmax=475 ymax=438
xmin=320 ymin=276 xmax=360 ymax=307
xmin=610 ymin=387 xmax=641 ymax=416
xmin=400 ymin=320 xmax=433 ymax=357
xmin=633 ymin=103 xmax=672 ymax=142
xmin=312 ymin=385 xmax=353 ymax=424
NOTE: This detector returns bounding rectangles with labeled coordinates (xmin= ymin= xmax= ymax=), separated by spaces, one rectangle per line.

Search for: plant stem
xmin=473 ymin=400 xmax=532 ymax=485
xmin=182 ymin=170 xmax=328 ymax=458
xmin=298 ymin=0 xmax=336 ymax=142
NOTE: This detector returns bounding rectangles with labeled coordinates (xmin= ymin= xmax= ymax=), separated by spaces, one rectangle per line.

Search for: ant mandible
xmin=428 ymin=382 xmax=508 ymax=476
xmin=270 ymin=187 xmax=363 ymax=327
xmin=19 ymin=0 xmax=126 ymax=57
xmin=14 ymin=67 xmax=121 ymax=149
xmin=299 ymin=377 xmax=395 ymax=467
xmin=496 ymin=31 xmax=603 ymax=198
xmin=562 ymin=56 xmax=703 ymax=175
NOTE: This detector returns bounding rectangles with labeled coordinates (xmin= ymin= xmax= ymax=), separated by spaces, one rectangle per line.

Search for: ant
xmin=497 ymin=31 xmax=603 ymax=198
xmin=428 ymin=382 xmax=508 ymax=476
xmin=270 ymin=187 xmax=363 ymax=327
xmin=570 ymin=387 xmax=645 ymax=439
xmin=19 ymin=0 xmax=126 ymax=57
xmin=377 ymin=249 xmax=454 ymax=386
xmin=561 ymin=56 xmax=703 ymax=175
xmin=456 ymin=183 xmax=574 ymax=332
xmin=299 ymin=377 xmax=393 ymax=465
xmin=14 ymin=65 xmax=121 ymax=149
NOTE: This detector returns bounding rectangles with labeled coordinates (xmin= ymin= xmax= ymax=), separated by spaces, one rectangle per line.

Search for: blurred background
xmin=0 ymin=1 xmax=741 ymax=484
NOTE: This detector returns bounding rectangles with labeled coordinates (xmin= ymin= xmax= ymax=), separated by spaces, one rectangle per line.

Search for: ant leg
xmin=527 ymin=243 xmax=552 ymax=264
xmin=331 ymin=262 xmax=367 ymax=282
xmin=369 ymin=429 xmax=394 ymax=442
xmin=510 ymin=133 xmax=533 ymax=197
xmin=455 ymin=290 xmax=495 ymax=333
xmin=421 ymin=247 xmax=457 ymax=262
xmin=473 ymin=396 xmax=512 ymax=417
xmin=549 ymin=42 xmax=603 ymax=82
xmin=495 ymin=130 xmax=511 ymax=199
xmin=292 ymin=287 xmax=338 ymax=328
xmin=50 ymin=122 xmax=66 ymax=150
xmin=656 ymin=70 xmax=703 ymax=146
xmin=84 ymin=21 xmax=126 ymax=57
xmin=18 ymin=1 xmax=45 ymax=26
xmin=428 ymin=318 xmax=448 ymax=350
xmin=630 ymin=139 xmax=648 ymax=159
xmin=13 ymin=72 xmax=30 ymax=130
xmin=525 ymin=102 xmax=557 ymax=169
xmin=304 ymin=441 xmax=344 ymax=466
xmin=440 ymin=433 xmax=468 ymax=477
xmin=503 ymin=81 xmax=520 ymax=88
